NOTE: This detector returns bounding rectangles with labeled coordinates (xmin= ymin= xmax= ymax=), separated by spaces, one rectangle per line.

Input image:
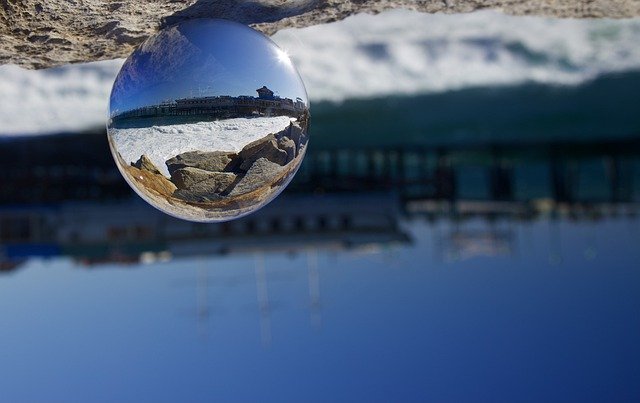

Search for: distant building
xmin=256 ymin=86 xmax=275 ymax=100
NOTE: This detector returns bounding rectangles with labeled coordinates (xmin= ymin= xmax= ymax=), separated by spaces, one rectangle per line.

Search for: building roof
xmin=256 ymin=86 xmax=275 ymax=100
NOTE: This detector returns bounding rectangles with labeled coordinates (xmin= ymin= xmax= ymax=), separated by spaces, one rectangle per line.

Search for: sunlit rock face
xmin=2 ymin=0 xmax=638 ymax=69
xmin=107 ymin=19 xmax=309 ymax=222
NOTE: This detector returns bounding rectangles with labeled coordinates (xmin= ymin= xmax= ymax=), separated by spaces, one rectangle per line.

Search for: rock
xmin=238 ymin=133 xmax=288 ymax=171
xmin=171 ymin=169 xmax=237 ymax=203
xmin=166 ymin=150 xmax=239 ymax=175
xmin=277 ymin=136 xmax=296 ymax=163
xmin=3 ymin=0 xmax=638 ymax=69
xmin=228 ymin=157 xmax=285 ymax=196
xmin=172 ymin=188 xmax=224 ymax=204
xmin=125 ymin=164 xmax=177 ymax=197
xmin=272 ymin=124 xmax=290 ymax=141
xmin=131 ymin=154 xmax=162 ymax=175
xmin=287 ymin=122 xmax=305 ymax=151
xmin=170 ymin=167 xmax=236 ymax=192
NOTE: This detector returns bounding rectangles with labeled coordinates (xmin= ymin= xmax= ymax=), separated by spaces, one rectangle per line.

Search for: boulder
xmin=272 ymin=125 xmax=290 ymax=141
xmin=228 ymin=157 xmax=285 ymax=196
xmin=171 ymin=170 xmax=237 ymax=203
xmin=172 ymin=189 xmax=225 ymax=204
xmin=287 ymin=122 xmax=305 ymax=151
xmin=170 ymin=167 xmax=236 ymax=192
xmin=166 ymin=150 xmax=239 ymax=175
xmin=238 ymin=133 xmax=288 ymax=171
xmin=131 ymin=154 xmax=162 ymax=175
xmin=277 ymin=136 xmax=296 ymax=163
xmin=125 ymin=165 xmax=177 ymax=197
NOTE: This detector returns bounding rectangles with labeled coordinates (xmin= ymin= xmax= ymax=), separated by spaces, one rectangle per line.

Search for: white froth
xmin=110 ymin=116 xmax=293 ymax=177
xmin=273 ymin=9 xmax=640 ymax=102
xmin=0 ymin=59 xmax=122 ymax=135
xmin=2 ymin=10 xmax=640 ymax=135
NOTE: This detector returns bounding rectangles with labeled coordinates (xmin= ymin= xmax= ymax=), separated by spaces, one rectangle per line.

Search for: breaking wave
xmin=2 ymin=9 xmax=640 ymax=134
xmin=273 ymin=9 xmax=640 ymax=101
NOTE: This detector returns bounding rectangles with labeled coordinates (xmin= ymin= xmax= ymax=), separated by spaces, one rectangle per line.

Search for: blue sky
xmin=110 ymin=19 xmax=308 ymax=114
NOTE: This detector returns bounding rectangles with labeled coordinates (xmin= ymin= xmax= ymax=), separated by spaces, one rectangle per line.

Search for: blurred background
xmin=0 ymin=9 xmax=639 ymax=402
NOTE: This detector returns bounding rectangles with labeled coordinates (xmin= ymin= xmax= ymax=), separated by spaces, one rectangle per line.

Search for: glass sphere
xmin=107 ymin=19 xmax=309 ymax=222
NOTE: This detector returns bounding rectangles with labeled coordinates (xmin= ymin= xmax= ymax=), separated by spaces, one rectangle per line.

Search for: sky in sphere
xmin=109 ymin=19 xmax=308 ymax=114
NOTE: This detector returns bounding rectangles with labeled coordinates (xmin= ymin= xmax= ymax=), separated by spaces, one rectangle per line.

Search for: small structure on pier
xmin=256 ymin=86 xmax=275 ymax=100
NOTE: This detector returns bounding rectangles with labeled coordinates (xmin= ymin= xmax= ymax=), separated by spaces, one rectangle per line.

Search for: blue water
xmin=0 ymin=215 xmax=638 ymax=402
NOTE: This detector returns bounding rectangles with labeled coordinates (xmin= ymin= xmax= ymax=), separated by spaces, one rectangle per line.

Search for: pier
xmin=111 ymin=86 xmax=307 ymax=125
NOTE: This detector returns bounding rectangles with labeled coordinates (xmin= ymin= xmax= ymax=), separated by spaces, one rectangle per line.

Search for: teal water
xmin=312 ymin=72 xmax=640 ymax=148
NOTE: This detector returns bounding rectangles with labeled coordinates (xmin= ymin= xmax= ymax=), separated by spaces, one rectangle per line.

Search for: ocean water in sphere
xmin=107 ymin=19 xmax=310 ymax=222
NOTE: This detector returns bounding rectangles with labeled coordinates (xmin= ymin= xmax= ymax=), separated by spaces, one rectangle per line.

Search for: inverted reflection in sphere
xmin=107 ymin=19 xmax=309 ymax=222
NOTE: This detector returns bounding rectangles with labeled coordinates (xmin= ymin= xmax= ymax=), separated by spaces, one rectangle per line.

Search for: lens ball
xmin=107 ymin=19 xmax=310 ymax=222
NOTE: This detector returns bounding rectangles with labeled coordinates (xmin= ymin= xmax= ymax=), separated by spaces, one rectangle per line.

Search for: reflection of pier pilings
xmin=307 ymin=249 xmax=321 ymax=330
xmin=196 ymin=263 xmax=210 ymax=340
xmin=551 ymin=157 xmax=572 ymax=203
xmin=490 ymin=150 xmax=514 ymax=202
xmin=607 ymin=156 xmax=635 ymax=204
xmin=254 ymin=253 xmax=272 ymax=347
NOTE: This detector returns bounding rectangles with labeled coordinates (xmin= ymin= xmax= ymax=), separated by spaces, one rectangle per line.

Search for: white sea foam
xmin=273 ymin=9 xmax=640 ymax=102
xmin=2 ymin=10 xmax=640 ymax=134
xmin=110 ymin=116 xmax=293 ymax=177
xmin=0 ymin=59 xmax=122 ymax=135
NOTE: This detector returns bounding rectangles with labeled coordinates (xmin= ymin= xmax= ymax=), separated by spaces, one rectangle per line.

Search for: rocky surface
xmin=170 ymin=167 xmax=237 ymax=192
xmin=166 ymin=150 xmax=239 ymax=175
xmin=2 ymin=0 xmax=639 ymax=69
xmin=116 ymin=122 xmax=307 ymax=221
xmin=131 ymin=154 xmax=161 ymax=175
xmin=278 ymin=137 xmax=296 ymax=163
xmin=285 ymin=121 xmax=305 ymax=150
xmin=164 ymin=121 xmax=305 ymax=203
xmin=228 ymin=157 xmax=288 ymax=197
xmin=125 ymin=154 xmax=177 ymax=196
xmin=238 ymin=133 xmax=289 ymax=171
xmin=172 ymin=169 xmax=237 ymax=203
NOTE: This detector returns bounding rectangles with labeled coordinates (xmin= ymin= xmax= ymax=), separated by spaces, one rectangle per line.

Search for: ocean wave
xmin=273 ymin=9 xmax=640 ymax=102
xmin=2 ymin=9 xmax=640 ymax=134
xmin=0 ymin=59 xmax=123 ymax=135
